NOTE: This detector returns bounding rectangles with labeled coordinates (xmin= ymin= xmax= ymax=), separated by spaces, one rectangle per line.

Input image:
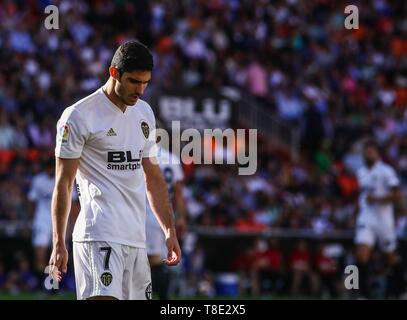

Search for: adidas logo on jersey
xmin=106 ymin=128 xmax=117 ymax=136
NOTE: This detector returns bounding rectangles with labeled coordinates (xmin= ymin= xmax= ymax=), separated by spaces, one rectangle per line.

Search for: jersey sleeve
xmin=386 ymin=167 xmax=400 ymax=188
xmin=55 ymin=108 xmax=89 ymax=159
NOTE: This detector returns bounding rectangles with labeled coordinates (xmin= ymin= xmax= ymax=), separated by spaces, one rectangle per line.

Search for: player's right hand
xmin=49 ymin=244 xmax=68 ymax=282
xmin=164 ymin=229 xmax=182 ymax=266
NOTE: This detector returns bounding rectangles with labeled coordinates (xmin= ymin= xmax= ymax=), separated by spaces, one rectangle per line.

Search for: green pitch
xmin=0 ymin=292 xmax=321 ymax=300
xmin=0 ymin=292 xmax=76 ymax=300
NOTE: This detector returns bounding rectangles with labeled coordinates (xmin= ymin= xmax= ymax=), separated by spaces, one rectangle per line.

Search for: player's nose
xmin=136 ymin=83 xmax=148 ymax=96
xmin=134 ymin=89 xmax=143 ymax=97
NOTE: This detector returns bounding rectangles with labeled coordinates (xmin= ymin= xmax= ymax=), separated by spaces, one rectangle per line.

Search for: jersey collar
xmin=99 ymin=87 xmax=131 ymax=115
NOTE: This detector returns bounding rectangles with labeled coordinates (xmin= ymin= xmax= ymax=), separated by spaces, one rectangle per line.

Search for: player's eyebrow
xmin=128 ymin=77 xmax=151 ymax=84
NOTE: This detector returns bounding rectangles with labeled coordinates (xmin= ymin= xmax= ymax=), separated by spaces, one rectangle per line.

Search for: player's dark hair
xmin=363 ymin=139 xmax=380 ymax=152
xmin=111 ymin=40 xmax=153 ymax=75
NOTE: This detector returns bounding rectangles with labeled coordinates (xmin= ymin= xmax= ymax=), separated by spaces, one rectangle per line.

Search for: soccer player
xmin=146 ymin=146 xmax=187 ymax=300
xmin=354 ymin=139 xmax=402 ymax=298
xmin=28 ymin=158 xmax=55 ymax=278
xmin=49 ymin=40 xmax=181 ymax=300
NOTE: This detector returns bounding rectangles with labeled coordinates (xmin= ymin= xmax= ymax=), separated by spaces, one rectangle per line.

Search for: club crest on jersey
xmin=100 ymin=272 xmax=113 ymax=286
xmin=58 ymin=123 xmax=70 ymax=145
xmin=140 ymin=121 xmax=149 ymax=139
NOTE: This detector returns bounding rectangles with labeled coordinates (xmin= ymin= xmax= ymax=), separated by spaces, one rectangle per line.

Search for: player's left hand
xmin=164 ymin=229 xmax=181 ymax=266
xmin=49 ymin=244 xmax=68 ymax=282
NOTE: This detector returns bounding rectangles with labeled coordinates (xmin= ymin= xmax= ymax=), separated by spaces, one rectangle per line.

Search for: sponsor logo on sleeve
xmin=58 ymin=123 xmax=70 ymax=145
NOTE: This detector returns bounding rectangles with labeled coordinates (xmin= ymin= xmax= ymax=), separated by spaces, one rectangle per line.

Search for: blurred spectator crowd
xmin=0 ymin=0 xmax=407 ymax=297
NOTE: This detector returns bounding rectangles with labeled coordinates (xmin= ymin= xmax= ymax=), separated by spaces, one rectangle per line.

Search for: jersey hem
xmin=55 ymin=152 xmax=82 ymax=159
xmin=72 ymin=237 xmax=146 ymax=248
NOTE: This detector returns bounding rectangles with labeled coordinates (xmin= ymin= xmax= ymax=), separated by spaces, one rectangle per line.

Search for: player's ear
xmin=109 ymin=66 xmax=120 ymax=81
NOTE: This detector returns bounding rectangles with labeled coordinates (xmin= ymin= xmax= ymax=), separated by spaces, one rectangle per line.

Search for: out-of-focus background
xmin=0 ymin=0 xmax=406 ymax=299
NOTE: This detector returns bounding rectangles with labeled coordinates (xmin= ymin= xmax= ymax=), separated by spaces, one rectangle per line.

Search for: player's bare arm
xmin=352 ymin=183 xmax=361 ymax=216
xmin=367 ymin=187 xmax=402 ymax=205
xmin=49 ymin=157 xmax=79 ymax=281
xmin=174 ymin=180 xmax=187 ymax=236
xmin=143 ymin=157 xmax=181 ymax=266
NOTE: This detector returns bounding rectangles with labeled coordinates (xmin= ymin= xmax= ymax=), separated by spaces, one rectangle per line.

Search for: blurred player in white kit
xmin=354 ymin=139 xmax=402 ymax=298
xmin=146 ymin=146 xmax=187 ymax=299
xmin=29 ymin=158 xmax=55 ymax=279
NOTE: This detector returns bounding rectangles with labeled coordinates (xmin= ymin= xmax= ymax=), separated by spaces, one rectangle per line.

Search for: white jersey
xmin=355 ymin=160 xmax=400 ymax=251
xmin=146 ymin=148 xmax=184 ymax=257
xmin=357 ymin=161 xmax=399 ymax=220
xmin=28 ymin=172 xmax=54 ymax=228
xmin=55 ymin=87 xmax=158 ymax=248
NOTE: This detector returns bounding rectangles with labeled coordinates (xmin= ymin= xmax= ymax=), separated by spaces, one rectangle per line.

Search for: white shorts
xmin=355 ymin=214 xmax=397 ymax=252
xmin=32 ymin=219 xmax=52 ymax=247
xmin=73 ymin=241 xmax=152 ymax=300
xmin=146 ymin=211 xmax=166 ymax=258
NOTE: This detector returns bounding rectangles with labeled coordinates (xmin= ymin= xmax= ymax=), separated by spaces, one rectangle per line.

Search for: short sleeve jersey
xmin=357 ymin=161 xmax=400 ymax=218
xmin=55 ymin=88 xmax=158 ymax=247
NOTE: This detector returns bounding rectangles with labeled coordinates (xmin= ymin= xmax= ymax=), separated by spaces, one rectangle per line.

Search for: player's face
xmin=363 ymin=146 xmax=379 ymax=165
xmin=115 ymin=70 xmax=151 ymax=106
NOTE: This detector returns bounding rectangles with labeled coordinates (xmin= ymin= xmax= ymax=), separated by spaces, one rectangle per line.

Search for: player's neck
xmin=102 ymin=79 xmax=127 ymax=113
xmin=366 ymin=159 xmax=379 ymax=169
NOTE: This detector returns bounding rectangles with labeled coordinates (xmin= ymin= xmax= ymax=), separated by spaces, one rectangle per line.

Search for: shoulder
xmin=383 ymin=164 xmax=397 ymax=177
xmin=135 ymin=99 xmax=155 ymax=121
xmin=379 ymin=162 xmax=397 ymax=176
xmin=60 ymin=90 xmax=101 ymax=122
